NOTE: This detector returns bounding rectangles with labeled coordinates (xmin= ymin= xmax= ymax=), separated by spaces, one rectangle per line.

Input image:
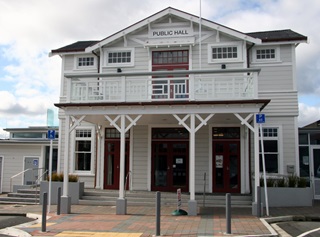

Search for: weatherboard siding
xmin=131 ymin=125 xmax=148 ymax=190
xmin=0 ymin=145 xmax=42 ymax=192
xmin=259 ymin=91 xmax=299 ymax=116
xmin=249 ymin=116 xmax=297 ymax=176
xmin=194 ymin=126 xmax=210 ymax=193
xmin=257 ymin=65 xmax=294 ymax=91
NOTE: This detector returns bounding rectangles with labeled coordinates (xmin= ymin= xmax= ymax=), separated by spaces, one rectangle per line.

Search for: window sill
xmin=73 ymin=172 xmax=95 ymax=177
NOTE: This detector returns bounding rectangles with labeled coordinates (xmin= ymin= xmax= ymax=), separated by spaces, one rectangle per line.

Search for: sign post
xmin=256 ymin=114 xmax=269 ymax=216
xmin=171 ymin=188 xmax=188 ymax=215
xmin=47 ymin=129 xmax=55 ymax=213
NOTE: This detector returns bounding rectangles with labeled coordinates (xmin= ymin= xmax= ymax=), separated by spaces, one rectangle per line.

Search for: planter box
xmin=260 ymin=187 xmax=313 ymax=207
xmin=40 ymin=181 xmax=84 ymax=205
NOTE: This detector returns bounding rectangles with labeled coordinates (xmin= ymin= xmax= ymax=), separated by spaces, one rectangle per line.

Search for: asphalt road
xmin=0 ymin=215 xmax=35 ymax=237
xmin=277 ymin=221 xmax=320 ymax=237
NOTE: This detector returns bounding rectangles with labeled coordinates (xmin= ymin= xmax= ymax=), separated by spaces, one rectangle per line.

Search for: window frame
xmin=252 ymin=46 xmax=280 ymax=63
xmin=259 ymin=127 xmax=282 ymax=174
xmin=208 ymin=41 xmax=243 ymax=63
xmin=74 ymin=55 xmax=97 ymax=70
xmin=72 ymin=127 xmax=95 ymax=174
xmin=104 ymin=48 xmax=135 ymax=67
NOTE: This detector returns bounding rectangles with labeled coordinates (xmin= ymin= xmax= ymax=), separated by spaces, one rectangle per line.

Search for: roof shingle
xmin=246 ymin=29 xmax=307 ymax=43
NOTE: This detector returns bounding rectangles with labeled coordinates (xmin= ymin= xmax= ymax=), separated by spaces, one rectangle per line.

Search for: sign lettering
xmin=149 ymin=28 xmax=193 ymax=38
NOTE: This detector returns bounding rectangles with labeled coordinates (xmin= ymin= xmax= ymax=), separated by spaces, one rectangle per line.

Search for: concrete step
xmin=80 ymin=190 xmax=252 ymax=207
xmin=0 ymin=196 xmax=39 ymax=204
xmin=0 ymin=188 xmax=40 ymax=205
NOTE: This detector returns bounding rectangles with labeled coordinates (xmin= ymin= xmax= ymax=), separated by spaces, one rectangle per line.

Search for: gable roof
xmin=85 ymin=7 xmax=261 ymax=52
xmin=50 ymin=41 xmax=98 ymax=55
xmin=50 ymin=7 xmax=308 ymax=55
xmin=246 ymin=29 xmax=307 ymax=43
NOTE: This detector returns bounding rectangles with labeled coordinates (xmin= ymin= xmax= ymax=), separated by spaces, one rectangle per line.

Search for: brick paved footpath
xmin=0 ymin=204 xmax=275 ymax=236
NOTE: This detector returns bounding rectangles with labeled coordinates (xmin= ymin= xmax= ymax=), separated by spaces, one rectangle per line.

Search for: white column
xmin=119 ymin=115 xmax=126 ymax=199
xmin=189 ymin=114 xmax=196 ymax=200
xmin=63 ymin=115 xmax=70 ymax=197
xmin=61 ymin=115 xmax=71 ymax=214
xmin=254 ymin=114 xmax=260 ymax=201
xmin=95 ymin=127 xmax=101 ymax=189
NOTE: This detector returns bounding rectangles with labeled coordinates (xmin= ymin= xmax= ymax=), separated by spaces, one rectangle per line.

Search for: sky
xmin=0 ymin=0 xmax=319 ymax=138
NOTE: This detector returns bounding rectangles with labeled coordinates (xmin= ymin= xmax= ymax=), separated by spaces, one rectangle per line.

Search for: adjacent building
xmin=50 ymin=7 xmax=307 ymax=214
xmin=0 ymin=126 xmax=58 ymax=193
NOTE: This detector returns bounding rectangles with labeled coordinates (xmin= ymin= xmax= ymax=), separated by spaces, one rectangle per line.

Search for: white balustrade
xmin=67 ymin=71 xmax=257 ymax=103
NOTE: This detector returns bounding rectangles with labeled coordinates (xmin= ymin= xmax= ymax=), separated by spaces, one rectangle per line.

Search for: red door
xmin=151 ymin=141 xmax=189 ymax=192
xmin=104 ymin=140 xmax=130 ymax=190
xmin=213 ymin=140 xmax=240 ymax=193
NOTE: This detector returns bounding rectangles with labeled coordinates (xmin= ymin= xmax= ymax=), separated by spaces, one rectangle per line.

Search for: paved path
xmin=1 ymin=202 xmax=320 ymax=236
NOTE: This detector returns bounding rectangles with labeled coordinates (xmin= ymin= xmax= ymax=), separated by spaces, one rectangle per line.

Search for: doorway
xmin=104 ymin=128 xmax=130 ymax=190
xmin=24 ymin=157 xmax=39 ymax=185
xmin=311 ymin=148 xmax=320 ymax=199
xmin=151 ymin=128 xmax=189 ymax=192
xmin=212 ymin=127 xmax=241 ymax=193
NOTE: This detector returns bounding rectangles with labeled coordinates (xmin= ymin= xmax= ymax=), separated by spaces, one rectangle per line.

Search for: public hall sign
xmin=149 ymin=27 xmax=194 ymax=38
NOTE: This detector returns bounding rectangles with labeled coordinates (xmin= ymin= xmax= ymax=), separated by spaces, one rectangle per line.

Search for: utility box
xmin=287 ymin=165 xmax=295 ymax=174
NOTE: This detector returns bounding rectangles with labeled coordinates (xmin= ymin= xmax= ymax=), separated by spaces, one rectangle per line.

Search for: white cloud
xmin=299 ymin=103 xmax=320 ymax=127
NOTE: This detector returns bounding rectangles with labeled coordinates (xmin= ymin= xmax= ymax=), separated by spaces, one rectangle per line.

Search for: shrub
xmin=297 ymin=177 xmax=307 ymax=188
xmin=68 ymin=174 xmax=79 ymax=182
xmin=288 ymin=174 xmax=298 ymax=187
xmin=47 ymin=172 xmax=79 ymax=182
xmin=266 ymin=178 xmax=276 ymax=187
xmin=276 ymin=177 xmax=287 ymax=187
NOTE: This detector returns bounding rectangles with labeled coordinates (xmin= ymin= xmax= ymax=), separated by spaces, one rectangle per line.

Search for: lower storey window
xmin=75 ymin=129 xmax=93 ymax=171
xmin=259 ymin=128 xmax=279 ymax=173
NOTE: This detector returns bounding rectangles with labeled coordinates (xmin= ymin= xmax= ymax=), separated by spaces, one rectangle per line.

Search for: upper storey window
xmin=212 ymin=47 xmax=237 ymax=59
xmin=252 ymin=46 xmax=280 ymax=63
xmin=256 ymin=49 xmax=275 ymax=60
xmin=208 ymin=42 xmax=242 ymax=63
xmin=79 ymin=57 xmax=94 ymax=66
xmin=75 ymin=55 xmax=96 ymax=70
xmin=104 ymin=48 xmax=134 ymax=67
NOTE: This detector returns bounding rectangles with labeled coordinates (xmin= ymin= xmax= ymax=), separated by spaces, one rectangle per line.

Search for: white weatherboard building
xmin=0 ymin=127 xmax=59 ymax=193
xmin=50 ymin=7 xmax=307 ymax=215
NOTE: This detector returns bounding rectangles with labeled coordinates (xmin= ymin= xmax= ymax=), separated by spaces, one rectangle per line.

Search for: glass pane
xmin=152 ymin=128 xmax=189 ymax=139
xmin=172 ymin=143 xmax=187 ymax=153
xmin=259 ymin=154 xmax=278 ymax=173
xmin=299 ymin=133 xmax=309 ymax=144
xmin=313 ymin=149 xmax=320 ymax=178
xmin=299 ymin=146 xmax=310 ymax=177
xmin=310 ymin=133 xmax=320 ymax=145
xmin=229 ymin=155 xmax=238 ymax=189
xmin=215 ymin=167 xmax=224 ymax=189
xmin=260 ymin=140 xmax=278 ymax=152
xmin=213 ymin=127 xmax=240 ymax=139
xmin=107 ymin=154 xmax=114 ymax=185
xmin=215 ymin=143 xmax=223 ymax=153
xmin=154 ymin=155 xmax=167 ymax=187
xmin=173 ymin=155 xmax=186 ymax=186
xmin=76 ymin=141 xmax=91 ymax=152
xmin=107 ymin=143 xmax=115 ymax=152
xmin=75 ymin=153 xmax=91 ymax=170
xmin=229 ymin=143 xmax=238 ymax=153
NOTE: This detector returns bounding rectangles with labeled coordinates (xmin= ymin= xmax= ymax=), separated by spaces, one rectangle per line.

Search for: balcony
xmin=64 ymin=69 xmax=259 ymax=103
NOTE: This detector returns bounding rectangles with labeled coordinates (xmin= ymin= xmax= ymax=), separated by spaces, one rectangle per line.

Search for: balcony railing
xmin=64 ymin=69 xmax=259 ymax=103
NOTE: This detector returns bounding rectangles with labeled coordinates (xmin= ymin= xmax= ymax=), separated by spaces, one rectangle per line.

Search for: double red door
xmin=213 ymin=140 xmax=240 ymax=193
xmin=151 ymin=141 xmax=189 ymax=192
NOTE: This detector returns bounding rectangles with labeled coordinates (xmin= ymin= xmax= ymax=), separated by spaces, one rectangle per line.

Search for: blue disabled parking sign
xmin=256 ymin=114 xmax=265 ymax=123
xmin=48 ymin=130 xmax=56 ymax=140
